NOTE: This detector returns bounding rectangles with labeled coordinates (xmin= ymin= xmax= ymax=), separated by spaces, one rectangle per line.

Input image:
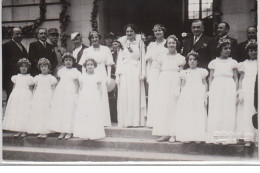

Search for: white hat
xmin=71 ymin=32 xmax=80 ymax=40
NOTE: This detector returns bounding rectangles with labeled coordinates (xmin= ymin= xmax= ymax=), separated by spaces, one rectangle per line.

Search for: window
xmin=188 ymin=0 xmax=213 ymax=19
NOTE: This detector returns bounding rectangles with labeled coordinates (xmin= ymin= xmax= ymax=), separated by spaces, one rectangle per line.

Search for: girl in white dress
xmin=116 ymin=24 xmax=147 ymax=127
xmin=48 ymin=52 xmax=81 ymax=139
xmin=207 ymin=38 xmax=239 ymax=145
xmin=3 ymin=58 xmax=34 ymax=138
xmin=27 ymin=58 xmax=57 ymax=138
xmin=152 ymin=35 xmax=186 ymax=142
xmin=145 ymin=24 xmax=168 ymax=127
xmin=81 ymin=31 xmax=114 ymax=127
xmin=236 ymin=40 xmax=258 ymax=146
xmin=73 ymin=59 xmax=105 ymax=140
xmin=175 ymin=51 xmax=208 ymax=143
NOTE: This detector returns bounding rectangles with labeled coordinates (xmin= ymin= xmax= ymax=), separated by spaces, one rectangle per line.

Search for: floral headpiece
xmin=187 ymin=50 xmax=199 ymax=58
xmin=167 ymin=35 xmax=179 ymax=41
xmin=217 ymin=38 xmax=231 ymax=48
xmin=153 ymin=24 xmax=166 ymax=32
xmin=245 ymin=39 xmax=257 ymax=50
xmin=17 ymin=58 xmax=31 ymax=67
xmin=38 ymin=58 xmax=51 ymax=69
xmin=62 ymin=52 xmax=75 ymax=62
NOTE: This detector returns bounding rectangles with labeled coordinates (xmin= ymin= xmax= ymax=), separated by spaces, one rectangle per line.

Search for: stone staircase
xmin=2 ymin=127 xmax=259 ymax=162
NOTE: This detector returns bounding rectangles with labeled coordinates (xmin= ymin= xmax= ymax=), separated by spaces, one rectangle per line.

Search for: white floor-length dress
xmin=236 ymin=59 xmax=258 ymax=142
xmin=116 ymin=35 xmax=147 ymax=127
xmin=152 ymin=53 xmax=186 ymax=136
xmin=47 ymin=67 xmax=81 ymax=133
xmin=3 ymin=74 xmax=34 ymax=132
xmin=206 ymin=57 xmax=238 ymax=144
xmin=27 ymin=74 xmax=57 ymax=134
xmin=81 ymin=45 xmax=114 ymax=127
xmin=73 ymin=73 xmax=105 ymax=140
xmin=175 ymin=68 xmax=208 ymax=142
xmin=145 ymin=40 xmax=167 ymax=127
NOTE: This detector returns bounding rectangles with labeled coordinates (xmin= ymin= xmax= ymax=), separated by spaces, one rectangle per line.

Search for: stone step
xmin=105 ymin=126 xmax=157 ymax=139
xmin=3 ymin=135 xmax=258 ymax=158
xmin=3 ymin=146 xmax=256 ymax=162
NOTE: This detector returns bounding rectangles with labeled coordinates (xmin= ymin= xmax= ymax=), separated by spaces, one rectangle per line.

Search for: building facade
xmin=1 ymin=0 xmax=257 ymax=49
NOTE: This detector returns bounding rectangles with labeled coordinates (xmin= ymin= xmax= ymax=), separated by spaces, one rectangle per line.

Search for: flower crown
xmin=38 ymin=57 xmax=50 ymax=66
xmin=167 ymin=35 xmax=178 ymax=41
xmin=217 ymin=38 xmax=231 ymax=48
xmin=187 ymin=50 xmax=199 ymax=58
xmin=245 ymin=39 xmax=257 ymax=50
xmin=18 ymin=58 xmax=31 ymax=66
xmin=153 ymin=24 xmax=166 ymax=32
xmin=62 ymin=52 xmax=74 ymax=60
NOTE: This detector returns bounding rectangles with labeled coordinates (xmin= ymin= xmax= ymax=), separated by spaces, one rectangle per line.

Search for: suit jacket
xmin=72 ymin=44 xmax=88 ymax=72
xmin=2 ymin=40 xmax=28 ymax=90
xmin=182 ymin=34 xmax=217 ymax=69
xmin=216 ymin=35 xmax=238 ymax=61
xmin=28 ymin=41 xmax=58 ymax=76
xmin=237 ymin=40 xmax=249 ymax=63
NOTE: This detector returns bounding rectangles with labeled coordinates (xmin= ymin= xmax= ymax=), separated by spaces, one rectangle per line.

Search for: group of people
xmin=2 ymin=20 xmax=258 ymax=147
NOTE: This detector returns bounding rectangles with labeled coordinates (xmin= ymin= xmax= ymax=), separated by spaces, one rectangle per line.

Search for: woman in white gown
xmin=152 ymin=35 xmax=186 ymax=142
xmin=116 ymin=24 xmax=147 ymax=127
xmin=81 ymin=31 xmax=114 ymax=127
xmin=236 ymin=40 xmax=258 ymax=146
xmin=145 ymin=24 xmax=168 ymax=128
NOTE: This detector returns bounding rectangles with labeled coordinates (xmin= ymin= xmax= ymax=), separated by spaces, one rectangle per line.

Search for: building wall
xmin=1 ymin=0 xmax=257 ymax=49
xmin=221 ymin=0 xmax=256 ymax=43
xmin=2 ymin=0 xmax=63 ymax=50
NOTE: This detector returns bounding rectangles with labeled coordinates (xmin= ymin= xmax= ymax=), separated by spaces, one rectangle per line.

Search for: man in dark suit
xmin=2 ymin=27 xmax=28 ymax=100
xmin=71 ymin=32 xmax=88 ymax=72
xmin=216 ymin=22 xmax=238 ymax=60
xmin=182 ymin=20 xmax=217 ymax=69
xmin=237 ymin=26 xmax=257 ymax=62
xmin=28 ymin=28 xmax=57 ymax=76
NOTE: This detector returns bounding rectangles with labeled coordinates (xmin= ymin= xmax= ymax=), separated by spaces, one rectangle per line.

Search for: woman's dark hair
xmin=62 ymin=52 xmax=76 ymax=64
xmin=83 ymin=58 xmax=97 ymax=68
xmin=123 ymin=24 xmax=138 ymax=34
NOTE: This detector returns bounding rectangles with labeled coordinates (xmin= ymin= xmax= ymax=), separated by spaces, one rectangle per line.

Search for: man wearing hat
xmin=71 ymin=32 xmax=88 ymax=72
xmin=48 ymin=28 xmax=66 ymax=76
xmin=28 ymin=28 xmax=58 ymax=76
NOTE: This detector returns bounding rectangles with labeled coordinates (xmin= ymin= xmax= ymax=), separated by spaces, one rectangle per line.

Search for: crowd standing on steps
xmin=2 ymin=21 xmax=258 ymax=147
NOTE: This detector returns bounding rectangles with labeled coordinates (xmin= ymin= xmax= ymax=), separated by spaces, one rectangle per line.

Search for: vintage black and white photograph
xmin=1 ymin=0 xmax=259 ymax=164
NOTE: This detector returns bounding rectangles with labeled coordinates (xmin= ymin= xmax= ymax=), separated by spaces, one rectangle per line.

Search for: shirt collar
xmin=194 ymin=33 xmax=202 ymax=40
xmin=39 ymin=40 xmax=46 ymax=46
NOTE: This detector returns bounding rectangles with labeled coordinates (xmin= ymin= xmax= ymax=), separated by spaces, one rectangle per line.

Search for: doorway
xmin=102 ymin=0 xmax=184 ymax=38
